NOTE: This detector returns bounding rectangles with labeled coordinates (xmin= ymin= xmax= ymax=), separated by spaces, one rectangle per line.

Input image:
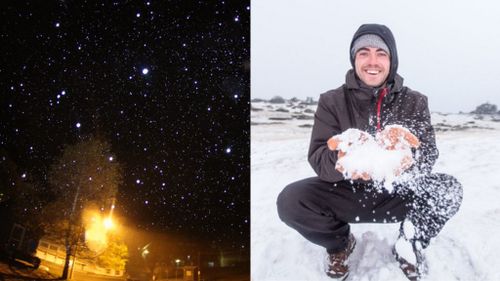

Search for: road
xmin=42 ymin=261 xmax=126 ymax=281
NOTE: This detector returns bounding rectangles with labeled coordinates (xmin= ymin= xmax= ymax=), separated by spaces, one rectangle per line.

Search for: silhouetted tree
xmin=46 ymin=135 xmax=123 ymax=279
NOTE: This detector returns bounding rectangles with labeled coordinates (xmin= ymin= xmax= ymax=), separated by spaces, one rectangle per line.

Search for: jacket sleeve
xmin=410 ymin=95 xmax=439 ymax=174
xmin=307 ymin=93 xmax=345 ymax=182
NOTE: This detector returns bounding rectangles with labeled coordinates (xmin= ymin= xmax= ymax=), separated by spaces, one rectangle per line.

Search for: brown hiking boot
xmin=325 ymin=233 xmax=356 ymax=280
xmin=393 ymin=237 xmax=427 ymax=281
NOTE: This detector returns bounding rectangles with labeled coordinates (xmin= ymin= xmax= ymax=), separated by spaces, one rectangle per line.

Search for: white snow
xmin=402 ymin=220 xmax=416 ymax=240
xmin=251 ymin=100 xmax=500 ymax=280
xmin=395 ymin=237 xmax=416 ymax=265
xmin=332 ymin=126 xmax=417 ymax=192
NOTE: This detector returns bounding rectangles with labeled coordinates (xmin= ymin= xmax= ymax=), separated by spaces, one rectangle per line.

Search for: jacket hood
xmin=349 ymin=24 xmax=399 ymax=85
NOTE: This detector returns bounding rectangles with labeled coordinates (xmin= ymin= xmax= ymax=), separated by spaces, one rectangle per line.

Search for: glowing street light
xmin=103 ymin=217 xmax=114 ymax=230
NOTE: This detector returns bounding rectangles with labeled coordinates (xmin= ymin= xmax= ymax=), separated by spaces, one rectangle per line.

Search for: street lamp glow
xmin=103 ymin=217 xmax=114 ymax=229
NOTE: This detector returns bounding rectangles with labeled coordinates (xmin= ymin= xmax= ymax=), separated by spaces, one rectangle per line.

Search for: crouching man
xmin=277 ymin=23 xmax=463 ymax=280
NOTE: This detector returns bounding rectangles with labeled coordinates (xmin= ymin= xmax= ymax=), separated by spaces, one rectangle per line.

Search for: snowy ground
xmin=251 ymin=100 xmax=500 ymax=281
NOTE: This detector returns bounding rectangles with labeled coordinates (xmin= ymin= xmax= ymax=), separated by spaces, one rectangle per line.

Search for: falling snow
xmin=1 ymin=0 xmax=250 ymax=249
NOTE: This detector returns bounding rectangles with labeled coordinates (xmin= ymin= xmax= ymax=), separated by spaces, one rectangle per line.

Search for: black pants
xmin=277 ymin=174 xmax=463 ymax=254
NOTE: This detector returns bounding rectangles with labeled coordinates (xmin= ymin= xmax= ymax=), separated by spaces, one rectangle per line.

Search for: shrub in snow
xmin=472 ymin=102 xmax=497 ymax=114
xmin=303 ymin=97 xmax=317 ymax=105
xmin=269 ymin=96 xmax=286 ymax=104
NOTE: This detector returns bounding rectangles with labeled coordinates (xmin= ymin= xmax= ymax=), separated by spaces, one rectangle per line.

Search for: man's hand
xmin=330 ymin=130 xmax=372 ymax=181
xmin=327 ymin=130 xmax=371 ymax=151
xmin=351 ymin=171 xmax=371 ymax=181
xmin=334 ymin=151 xmax=371 ymax=180
xmin=327 ymin=136 xmax=341 ymax=151
xmin=394 ymin=154 xmax=414 ymax=176
xmin=378 ymin=126 xmax=420 ymax=150
xmin=335 ymin=150 xmax=346 ymax=173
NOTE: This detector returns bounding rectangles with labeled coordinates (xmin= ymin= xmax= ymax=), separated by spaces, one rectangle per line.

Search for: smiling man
xmin=276 ymin=24 xmax=463 ymax=280
xmin=353 ymin=39 xmax=390 ymax=87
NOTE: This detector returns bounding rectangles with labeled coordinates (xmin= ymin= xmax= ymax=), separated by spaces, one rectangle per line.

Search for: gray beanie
xmin=351 ymin=34 xmax=390 ymax=58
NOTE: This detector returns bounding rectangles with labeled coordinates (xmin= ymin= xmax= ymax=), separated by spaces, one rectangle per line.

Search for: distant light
xmin=234 ymin=94 xmax=238 ymax=99
xmin=111 ymin=204 xmax=115 ymax=209
xmin=142 ymin=68 xmax=149 ymax=75
xmin=142 ymin=248 xmax=149 ymax=258
xmin=136 ymin=179 xmax=141 ymax=184
xmin=136 ymin=13 xmax=141 ymax=18
xmin=61 ymin=90 xmax=66 ymax=95
xmin=55 ymin=22 xmax=60 ymax=27
xmin=109 ymin=156 xmax=114 ymax=161
xmin=145 ymin=200 xmax=149 ymax=204
xmin=225 ymin=147 xmax=231 ymax=154
xmin=76 ymin=122 xmax=81 ymax=128
xmin=234 ymin=16 xmax=239 ymax=22
xmin=21 ymin=173 xmax=27 ymax=178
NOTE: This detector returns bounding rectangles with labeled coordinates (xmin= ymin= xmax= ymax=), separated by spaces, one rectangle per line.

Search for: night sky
xmin=1 ymin=1 xmax=249 ymax=249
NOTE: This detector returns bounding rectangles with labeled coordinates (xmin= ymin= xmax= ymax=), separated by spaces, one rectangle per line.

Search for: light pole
xmin=62 ymin=184 xmax=81 ymax=280
xmin=175 ymin=259 xmax=181 ymax=280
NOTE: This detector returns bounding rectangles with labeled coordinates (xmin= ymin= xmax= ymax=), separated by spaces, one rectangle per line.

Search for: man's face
xmin=354 ymin=47 xmax=390 ymax=87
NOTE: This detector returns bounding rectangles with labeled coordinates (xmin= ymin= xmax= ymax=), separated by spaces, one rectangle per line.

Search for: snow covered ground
xmin=251 ymin=100 xmax=500 ymax=281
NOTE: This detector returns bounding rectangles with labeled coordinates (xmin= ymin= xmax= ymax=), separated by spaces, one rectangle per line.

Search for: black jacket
xmin=308 ymin=24 xmax=438 ymax=183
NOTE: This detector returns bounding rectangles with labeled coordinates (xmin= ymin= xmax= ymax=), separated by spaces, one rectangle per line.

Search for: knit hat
xmin=351 ymin=34 xmax=390 ymax=59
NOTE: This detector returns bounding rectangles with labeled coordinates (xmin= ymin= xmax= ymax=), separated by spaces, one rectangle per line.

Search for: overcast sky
xmin=251 ymin=0 xmax=500 ymax=113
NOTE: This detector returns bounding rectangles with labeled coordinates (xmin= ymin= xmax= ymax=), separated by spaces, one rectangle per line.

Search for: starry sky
xmin=1 ymin=1 xmax=249 ymax=250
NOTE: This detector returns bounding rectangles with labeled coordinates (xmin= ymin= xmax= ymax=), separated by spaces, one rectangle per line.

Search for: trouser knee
xmin=276 ymin=182 xmax=302 ymax=224
xmin=406 ymin=173 xmax=463 ymax=246
xmin=434 ymin=173 xmax=463 ymax=216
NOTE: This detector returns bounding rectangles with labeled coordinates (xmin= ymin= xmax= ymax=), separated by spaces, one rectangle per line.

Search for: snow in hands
xmin=330 ymin=125 xmax=420 ymax=191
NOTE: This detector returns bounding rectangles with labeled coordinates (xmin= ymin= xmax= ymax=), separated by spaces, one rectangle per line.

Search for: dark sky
xmin=0 ymin=1 xmax=249 ymax=249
